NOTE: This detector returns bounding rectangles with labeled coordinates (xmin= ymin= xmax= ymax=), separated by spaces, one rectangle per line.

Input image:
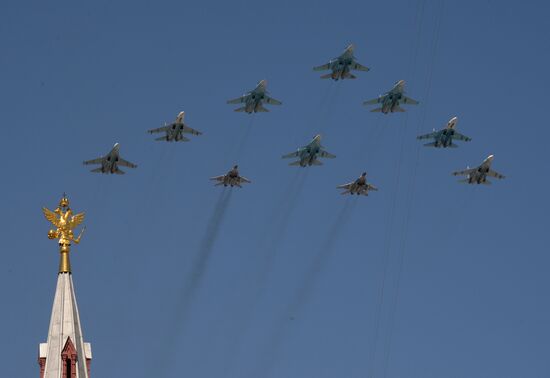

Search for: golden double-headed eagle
xmin=42 ymin=194 xmax=85 ymax=273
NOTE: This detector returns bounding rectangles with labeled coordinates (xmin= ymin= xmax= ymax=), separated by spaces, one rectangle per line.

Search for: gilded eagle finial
xmin=42 ymin=194 xmax=86 ymax=274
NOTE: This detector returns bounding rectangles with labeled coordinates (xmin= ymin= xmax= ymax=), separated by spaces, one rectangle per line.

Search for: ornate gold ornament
xmin=42 ymin=194 xmax=86 ymax=273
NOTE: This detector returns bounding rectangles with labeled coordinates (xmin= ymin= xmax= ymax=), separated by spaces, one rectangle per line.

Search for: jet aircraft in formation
xmin=452 ymin=155 xmax=505 ymax=184
xmin=417 ymin=116 xmax=471 ymax=148
xmin=337 ymin=172 xmax=378 ymax=196
xmin=313 ymin=44 xmax=370 ymax=81
xmin=148 ymin=111 xmax=202 ymax=142
xmin=363 ymin=80 xmax=419 ymax=114
xmin=210 ymin=165 xmax=251 ymax=188
xmin=81 ymin=44 xmax=504 ymax=190
xmin=282 ymin=135 xmax=336 ymax=167
xmin=226 ymin=80 xmax=282 ymax=113
xmin=83 ymin=143 xmax=137 ymax=175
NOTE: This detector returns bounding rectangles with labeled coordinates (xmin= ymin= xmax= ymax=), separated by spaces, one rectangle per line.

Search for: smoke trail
xmin=145 ymin=188 xmax=233 ymax=378
xmin=221 ymin=170 xmax=308 ymax=375
xmin=231 ymin=114 xmax=255 ymax=162
xmin=250 ymin=197 xmax=357 ymax=378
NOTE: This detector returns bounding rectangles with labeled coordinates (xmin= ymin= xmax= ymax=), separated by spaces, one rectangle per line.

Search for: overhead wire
xmin=367 ymin=1 xmax=427 ymax=377
xmin=380 ymin=1 xmax=445 ymax=377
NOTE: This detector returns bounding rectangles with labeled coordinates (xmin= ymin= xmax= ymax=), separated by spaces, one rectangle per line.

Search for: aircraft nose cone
xmin=487 ymin=154 xmax=494 ymax=160
xmin=397 ymin=80 xmax=406 ymax=87
xmin=346 ymin=43 xmax=355 ymax=52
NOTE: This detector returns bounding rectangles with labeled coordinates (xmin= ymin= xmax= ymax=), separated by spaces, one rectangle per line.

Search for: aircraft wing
xmin=183 ymin=125 xmax=202 ymax=136
xmin=264 ymin=95 xmax=282 ymax=105
xmin=487 ymin=169 xmax=505 ymax=179
xmin=227 ymin=95 xmax=246 ymax=104
xmin=453 ymin=132 xmax=472 ymax=142
xmin=417 ymin=131 xmax=439 ymax=140
xmin=363 ymin=96 xmax=383 ymax=105
xmin=367 ymin=184 xmax=378 ymax=191
xmin=402 ymin=95 xmax=419 ymax=105
xmin=148 ymin=124 xmax=171 ymax=134
xmin=452 ymin=168 xmax=476 ymax=176
xmin=282 ymin=151 xmax=299 ymax=159
xmin=240 ymin=176 xmax=251 ymax=184
xmin=337 ymin=182 xmax=353 ymax=189
xmin=351 ymin=61 xmax=370 ymax=72
xmin=210 ymin=175 xmax=225 ymax=182
xmin=319 ymin=150 xmax=336 ymax=159
xmin=83 ymin=157 xmax=103 ymax=165
xmin=118 ymin=158 xmax=137 ymax=168
xmin=313 ymin=63 xmax=330 ymax=71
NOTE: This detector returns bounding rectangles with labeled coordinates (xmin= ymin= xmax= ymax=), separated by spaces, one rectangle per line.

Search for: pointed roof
xmin=39 ymin=272 xmax=91 ymax=378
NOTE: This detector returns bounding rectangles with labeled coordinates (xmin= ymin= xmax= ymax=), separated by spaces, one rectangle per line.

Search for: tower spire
xmin=39 ymin=195 xmax=92 ymax=378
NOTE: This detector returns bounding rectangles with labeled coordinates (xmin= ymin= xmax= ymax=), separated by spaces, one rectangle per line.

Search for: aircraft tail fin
xmin=345 ymin=73 xmax=357 ymax=79
xmin=256 ymin=104 xmax=269 ymax=112
xmin=90 ymin=168 xmax=103 ymax=173
xmin=481 ymin=179 xmax=492 ymax=185
xmin=311 ymin=158 xmax=323 ymax=166
xmin=393 ymin=106 xmax=406 ymax=112
xmin=370 ymin=107 xmax=383 ymax=113
xmin=341 ymin=190 xmax=350 ymax=195
xmin=155 ymin=136 xmax=169 ymax=141
xmin=423 ymin=142 xmax=437 ymax=147
xmin=458 ymin=179 xmax=470 ymax=184
xmin=449 ymin=142 xmax=459 ymax=148
xmin=234 ymin=107 xmax=247 ymax=112
xmin=320 ymin=73 xmax=333 ymax=79
xmin=289 ymin=160 xmax=303 ymax=166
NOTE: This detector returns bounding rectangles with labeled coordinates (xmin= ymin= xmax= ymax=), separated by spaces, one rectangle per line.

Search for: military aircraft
xmin=363 ymin=80 xmax=419 ymax=113
xmin=337 ymin=172 xmax=378 ymax=195
xmin=417 ymin=116 xmax=471 ymax=148
xmin=227 ymin=80 xmax=282 ymax=113
xmin=210 ymin=165 xmax=251 ymax=187
xmin=452 ymin=154 xmax=505 ymax=184
xmin=313 ymin=44 xmax=370 ymax=80
xmin=282 ymin=135 xmax=336 ymax=167
xmin=148 ymin=111 xmax=202 ymax=142
xmin=83 ymin=143 xmax=137 ymax=174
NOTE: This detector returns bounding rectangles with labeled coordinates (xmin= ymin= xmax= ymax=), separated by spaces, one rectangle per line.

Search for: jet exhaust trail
xmin=250 ymin=197 xmax=357 ymax=378
xmin=146 ymin=188 xmax=233 ymax=377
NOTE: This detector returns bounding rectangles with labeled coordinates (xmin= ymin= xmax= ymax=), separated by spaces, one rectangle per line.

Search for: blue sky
xmin=1 ymin=0 xmax=549 ymax=377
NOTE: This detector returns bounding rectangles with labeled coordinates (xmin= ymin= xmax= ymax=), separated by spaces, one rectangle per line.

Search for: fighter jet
xmin=227 ymin=80 xmax=282 ymax=113
xmin=417 ymin=116 xmax=471 ymax=148
xmin=363 ymin=80 xmax=419 ymax=113
xmin=337 ymin=172 xmax=378 ymax=195
xmin=83 ymin=143 xmax=137 ymax=174
xmin=148 ymin=111 xmax=202 ymax=142
xmin=282 ymin=135 xmax=336 ymax=167
xmin=313 ymin=44 xmax=370 ymax=80
xmin=452 ymin=154 xmax=505 ymax=184
xmin=210 ymin=165 xmax=251 ymax=187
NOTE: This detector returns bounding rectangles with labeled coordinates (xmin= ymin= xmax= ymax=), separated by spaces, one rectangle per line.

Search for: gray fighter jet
xmin=227 ymin=80 xmax=282 ymax=113
xmin=148 ymin=111 xmax=202 ymax=142
xmin=282 ymin=135 xmax=336 ymax=167
xmin=337 ymin=172 xmax=378 ymax=195
xmin=83 ymin=143 xmax=137 ymax=174
xmin=452 ymin=154 xmax=505 ymax=184
xmin=210 ymin=165 xmax=251 ymax=187
xmin=417 ymin=116 xmax=471 ymax=148
xmin=313 ymin=44 xmax=370 ymax=80
xmin=363 ymin=80 xmax=419 ymax=113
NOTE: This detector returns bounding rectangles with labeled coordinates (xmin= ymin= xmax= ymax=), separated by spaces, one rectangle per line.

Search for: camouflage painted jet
xmin=337 ymin=172 xmax=378 ymax=196
xmin=363 ymin=80 xmax=419 ymax=113
xmin=313 ymin=44 xmax=370 ymax=80
xmin=227 ymin=80 xmax=282 ymax=113
xmin=417 ymin=116 xmax=471 ymax=148
xmin=83 ymin=143 xmax=137 ymax=174
xmin=148 ymin=111 xmax=202 ymax=142
xmin=452 ymin=155 xmax=505 ymax=185
xmin=210 ymin=165 xmax=251 ymax=187
xmin=282 ymin=135 xmax=336 ymax=167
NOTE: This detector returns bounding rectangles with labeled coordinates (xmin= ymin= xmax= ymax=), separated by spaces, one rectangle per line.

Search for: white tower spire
xmin=38 ymin=195 xmax=92 ymax=378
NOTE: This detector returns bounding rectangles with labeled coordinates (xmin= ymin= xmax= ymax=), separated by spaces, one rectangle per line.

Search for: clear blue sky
xmin=1 ymin=0 xmax=549 ymax=377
